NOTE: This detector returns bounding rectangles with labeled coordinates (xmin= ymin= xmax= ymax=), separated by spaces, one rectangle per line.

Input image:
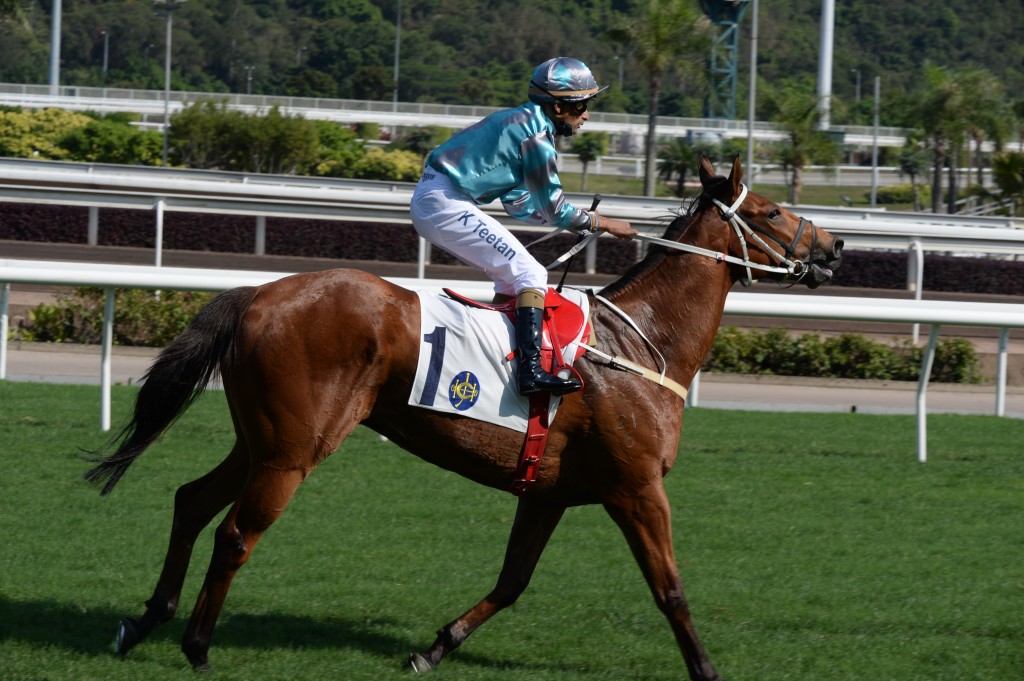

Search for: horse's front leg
xmin=409 ymin=497 xmax=565 ymax=672
xmin=604 ymin=483 xmax=724 ymax=681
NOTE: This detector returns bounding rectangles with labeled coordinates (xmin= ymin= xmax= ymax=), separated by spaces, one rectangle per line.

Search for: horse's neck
xmin=599 ymin=231 xmax=734 ymax=387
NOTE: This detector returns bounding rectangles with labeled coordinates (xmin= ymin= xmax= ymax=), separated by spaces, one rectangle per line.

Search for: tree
xmin=897 ymin=135 xmax=932 ymax=212
xmin=914 ymin=65 xmax=966 ymax=213
xmin=614 ymin=0 xmax=710 ymax=197
xmin=992 ymin=152 xmax=1024 ymax=214
xmin=570 ymin=132 xmax=609 ymax=192
xmin=767 ymin=82 xmax=839 ymax=204
xmin=57 ymin=117 xmax=162 ymax=165
xmin=957 ymin=68 xmax=1014 ymax=186
xmin=658 ymin=136 xmax=720 ymax=198
xmin=0 ymin=108 xmax=94 ymax=160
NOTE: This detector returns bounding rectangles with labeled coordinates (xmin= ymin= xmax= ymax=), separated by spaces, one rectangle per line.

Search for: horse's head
xmin=696 ymin=155 xmax=843 ymax=289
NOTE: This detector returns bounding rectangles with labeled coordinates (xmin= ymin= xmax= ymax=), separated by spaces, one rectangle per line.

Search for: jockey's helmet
xmin=528 ymin=57 xmax=608 ymax=105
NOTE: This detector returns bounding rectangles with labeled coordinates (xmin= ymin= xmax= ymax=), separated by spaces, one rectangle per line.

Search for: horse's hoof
xmin=113 ymin=617 xmax=139 ymax=656
xmin=408 ymin=652 xmax=435 ymax=673
xmin=192 ymin=662 xmax=212 ymax=674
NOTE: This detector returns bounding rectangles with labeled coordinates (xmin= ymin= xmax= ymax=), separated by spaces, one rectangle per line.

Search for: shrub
xmin=871 ymin=183 xmax=931 ymax=205
xmin=22 ymin=287 xmax=214 ymax=347
xmin=703 ymin=327 xmax=979 ymax=383
xmin=353 ymin=147 xmax=423 ymax=182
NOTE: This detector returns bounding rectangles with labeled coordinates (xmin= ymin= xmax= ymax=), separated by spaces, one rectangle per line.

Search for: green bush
xmin=20 ymin=287 xmax=214 ymax=347
xmin=352 ymin=147 xmax=423 ymax=181
xmin=13 ymin=294 xmax=981 ymax=384
xmin=871 ymin=182 xmax=931 ymax=205
xmin=704 ymin=327 xmax=979 ymax=383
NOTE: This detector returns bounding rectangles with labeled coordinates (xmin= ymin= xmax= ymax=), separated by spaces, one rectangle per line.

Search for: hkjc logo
xmin=448 ymin=371 xmax=480 ymax=410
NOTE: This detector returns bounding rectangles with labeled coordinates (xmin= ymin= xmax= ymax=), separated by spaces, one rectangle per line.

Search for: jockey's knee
xmin=516 ymin=288 xmax=545 ymax=309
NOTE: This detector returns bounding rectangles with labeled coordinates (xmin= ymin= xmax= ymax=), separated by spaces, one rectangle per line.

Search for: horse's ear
xmin=698 ymin=156 xmax=716 ymax=187
xmin=727 ymin=155 xmax=743 ymax=194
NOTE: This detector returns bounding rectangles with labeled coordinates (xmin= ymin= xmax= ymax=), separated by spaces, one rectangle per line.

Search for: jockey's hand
xmin=589 ymin=211 xmax=637 ymax=240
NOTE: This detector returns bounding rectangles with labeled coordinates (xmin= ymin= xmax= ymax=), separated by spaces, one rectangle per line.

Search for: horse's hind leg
xmin=604 ymin=484 xmax=723 ymax=681
xmin=115 ymin=441 xmax=249 ymax=656
xmin=409 ymin=498 xmax=565 ymax=672
xmin=180 ymin=463 xmax=307 ymax=671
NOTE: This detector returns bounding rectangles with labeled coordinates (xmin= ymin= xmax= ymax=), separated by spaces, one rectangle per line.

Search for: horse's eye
xmin=767 ymin=209 xmax=781 ymax=220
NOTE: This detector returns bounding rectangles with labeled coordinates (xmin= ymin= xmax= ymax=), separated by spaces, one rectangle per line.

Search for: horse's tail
xmin=84 ymin=286 xmax=259 ymax=496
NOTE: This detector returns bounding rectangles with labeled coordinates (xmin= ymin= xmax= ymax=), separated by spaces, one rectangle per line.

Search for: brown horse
xmin=85 ymin=156 xmax=843 ymax=681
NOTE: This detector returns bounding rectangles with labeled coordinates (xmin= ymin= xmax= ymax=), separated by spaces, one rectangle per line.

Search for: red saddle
xmin=442 ymin=287 xmax=591 ymax=374
xmin=442 ymin=287 xmax=591 ymax=496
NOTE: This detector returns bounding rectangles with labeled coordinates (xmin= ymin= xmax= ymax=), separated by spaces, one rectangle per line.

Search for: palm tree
xmin=767 ymin=83 xmax=838 ymax=205
xmin=992 ymin=152 xmax=1024 ymax=214
xmin=898 ymin=135 xmax=932 ymax=212
xmin=915 ymin=65 xmax=965 ymax=213
xmin=570 ymin=132 xmax=609 ymax=192
xmin=614 ymin=0 xmax=710 ymax=197
xmin=658 ymin=136 xmax=719 ymax=198
xmin=957 ymin=68 xmax=1014 ymax=186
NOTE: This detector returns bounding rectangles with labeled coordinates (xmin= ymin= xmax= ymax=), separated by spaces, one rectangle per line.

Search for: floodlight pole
xmin=154 ymin=0 xmax=184 ymax=167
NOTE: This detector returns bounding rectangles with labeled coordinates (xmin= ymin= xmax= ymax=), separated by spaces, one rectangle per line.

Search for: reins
xmin=544 ymin=183 xmax=816 ymax=289
xmin=538 ymin=182 xmax=819 ymax=400
xmin=634 ymin=184 xmax=812 ymax=287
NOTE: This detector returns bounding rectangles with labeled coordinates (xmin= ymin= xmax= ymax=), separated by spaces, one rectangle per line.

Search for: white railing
xmin=2 ymin=158 xmax=1022 ymax=286
xmin=0 ymin=82 xmax=915 ymax=148
xmin=2 ymin=258 xmax=1023 ymax=463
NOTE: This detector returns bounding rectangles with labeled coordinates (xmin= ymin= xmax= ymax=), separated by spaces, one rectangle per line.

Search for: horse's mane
xmin=599 ymin=183 xmax=723 ymax=299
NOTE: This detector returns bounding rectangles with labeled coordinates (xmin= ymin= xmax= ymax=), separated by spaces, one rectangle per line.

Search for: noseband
xmin=708 ymin=184 xmax=818 ymax=287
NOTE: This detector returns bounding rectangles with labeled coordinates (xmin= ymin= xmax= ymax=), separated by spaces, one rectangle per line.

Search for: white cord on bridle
xmin=546 ymin=183 xmax=813 ymax=399
xmin=629 ymin=183 xmax=805 ymax=288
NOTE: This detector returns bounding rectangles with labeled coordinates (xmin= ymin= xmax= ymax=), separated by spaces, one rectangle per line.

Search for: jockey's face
xmin=551 ymin=101 xmax=590 ymax=135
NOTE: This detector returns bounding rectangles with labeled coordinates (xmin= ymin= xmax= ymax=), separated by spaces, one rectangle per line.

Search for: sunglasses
xmin=530 ymin=80 xmax=592 ymax=115
xmin=566 ymin=99 xmax=589 ymax=114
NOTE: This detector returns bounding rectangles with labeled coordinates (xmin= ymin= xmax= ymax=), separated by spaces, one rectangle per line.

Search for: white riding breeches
xmin=410 ymin=171 xmax=548 ymax=297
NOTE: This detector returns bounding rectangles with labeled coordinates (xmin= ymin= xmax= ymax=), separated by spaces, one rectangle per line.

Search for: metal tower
xmin=699 ymin=0 xmax=750 ymax=120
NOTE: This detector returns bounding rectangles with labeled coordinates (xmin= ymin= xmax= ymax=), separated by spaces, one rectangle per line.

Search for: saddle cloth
xmin=409 ymin=288 xmax=590 ymax=432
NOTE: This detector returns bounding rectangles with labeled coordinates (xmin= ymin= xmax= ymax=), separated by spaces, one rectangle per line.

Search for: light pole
xmin=100 ymin=30 xmax=109 ymax=81
xmin=245 ymin=65 xmax=255 ymax=95
xmin=392 ymin=0 xmax=401 ymax=111
xmin=48 ymin=0 xmax=62 ymax=95
xmin=745 ymin=0 xmax=759 ymax=180
xmin=850 ymin=68 xmax=861 ymax=104
xmin=153 ymin=0 xmax=184 ymax=167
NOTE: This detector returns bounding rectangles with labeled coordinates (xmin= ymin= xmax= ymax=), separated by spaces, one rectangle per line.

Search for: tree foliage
xmin=571 ymin=132 xmax=610 ymax=192
xmin=3 ymin=0 xmax=1020 ymax=122
xmin=0 ymin=108 xmax=95 ymax=159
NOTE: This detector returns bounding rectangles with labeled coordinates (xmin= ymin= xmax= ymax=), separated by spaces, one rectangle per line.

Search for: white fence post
xmin=101 ymin=287 xmax=115 ymax=432
xmin=687 ymin=370 xmax=700 ymax=408
xmin=154 ymin=198 xmax=165 ymax=267
xmin=916 ymin=325 xmax=940 ymax=463
xmin=88 ymin=205 xmax=99 ymax=246
xmin=255 ymin=215 xmax=266 ymax=255
xmin=908 ymin=239 xmax=924 ymax=344
xmin=0 ymin=283 xmax=8 ymax=380
xmin=996 ymin=327 xmax=1009 ymax=417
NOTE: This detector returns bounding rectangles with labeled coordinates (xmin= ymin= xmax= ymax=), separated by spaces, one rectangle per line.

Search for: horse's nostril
xmin=833 ymin=239 xmax=845 ymax=258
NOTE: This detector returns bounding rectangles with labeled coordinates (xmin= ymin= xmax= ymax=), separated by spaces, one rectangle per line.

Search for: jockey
xmin=410 ymin=56 xmax=637 ymax=396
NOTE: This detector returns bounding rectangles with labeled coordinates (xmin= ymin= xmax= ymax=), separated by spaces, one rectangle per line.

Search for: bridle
xmin=546 ymin=183 xmax=817 ymax=288
xmin=634 ymin=183 xmax=817 ymax=287
xmin=547 ymin=183 xmax=820 ymax=400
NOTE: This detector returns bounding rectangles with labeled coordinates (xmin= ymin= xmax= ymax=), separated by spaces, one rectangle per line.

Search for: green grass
xmin=1 ymin=382 xmax=1022 ymax=680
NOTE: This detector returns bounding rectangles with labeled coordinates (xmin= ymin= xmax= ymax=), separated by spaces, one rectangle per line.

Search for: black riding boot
xmin=515 ymin=306 xmax=583 ymax=396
